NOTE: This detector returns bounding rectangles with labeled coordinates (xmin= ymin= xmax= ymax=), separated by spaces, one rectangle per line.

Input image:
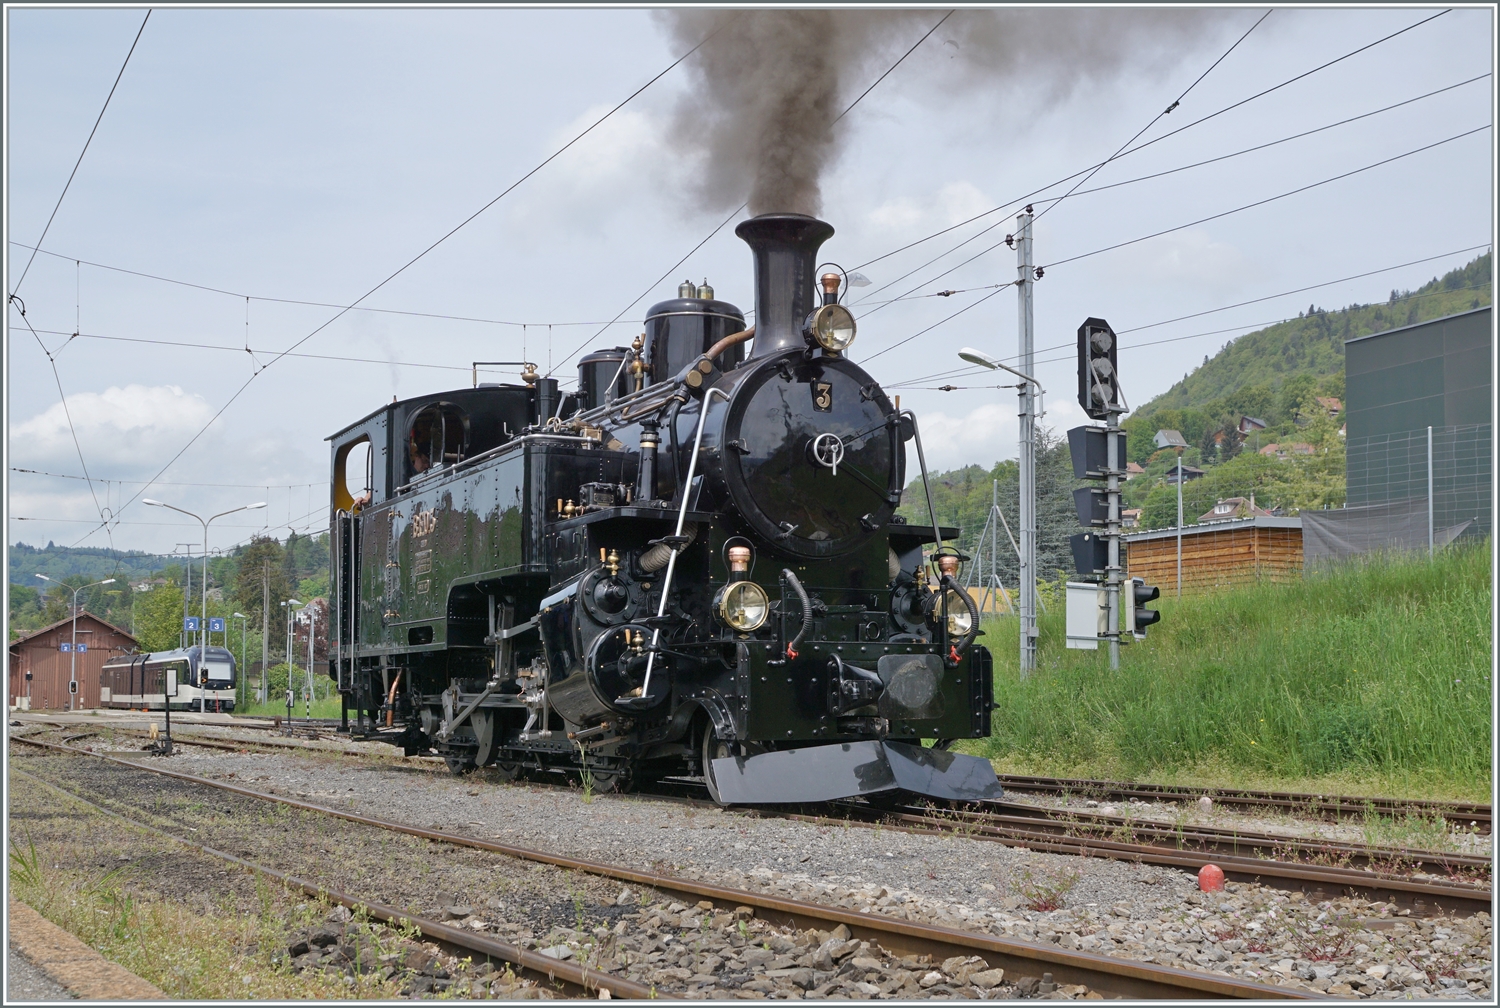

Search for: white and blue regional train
xmin=100 ymin=645 xmax=238 ymax=712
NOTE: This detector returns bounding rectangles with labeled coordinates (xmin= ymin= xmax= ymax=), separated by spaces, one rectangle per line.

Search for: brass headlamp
xmin=803 ymin=304 xmax=857 ymax=354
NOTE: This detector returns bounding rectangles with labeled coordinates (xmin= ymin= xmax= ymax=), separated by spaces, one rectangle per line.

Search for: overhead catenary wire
xmin=882 ymin=244 xmax=1494 ymax=390
xmin=889 ymin=280 xmax=1494 ymax=390
xmin=9 ymin=10 xmax=151 ymax=298
xmin=13 ymin=23 xmax=1475 ymax=354
xmin=9 ymin=243 xmax=650 ymax=330
xmin=9 ymin=303 xmax=112 ymax=545
xmin=24 ymin=66 xmax=1480 ymax=375
xmin=10 ymin=325 xmax=492 ymax=373
xmin=880 ymin=245 xmax=1493 ymax=388
xmin=62 ymin=18 xmax=727 ymax=549
xmin=1040 ymin=125 xmax=1489 ymax=271
xmin=847 ymin=9 xmax=1461 ymax=294
xmin=850 ymin=75 xmax=1490 ymax=321
xmin=11 ymin=468 xmax=327 ymax=490
xmin=855 ymin=111 xmax=1487 ymax=320
xmin=1029 ymin=9 xmax=1271 ymax=229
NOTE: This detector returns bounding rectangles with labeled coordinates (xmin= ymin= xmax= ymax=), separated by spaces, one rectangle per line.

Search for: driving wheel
xmin=701 ymin=726 xmax=731 ymax=806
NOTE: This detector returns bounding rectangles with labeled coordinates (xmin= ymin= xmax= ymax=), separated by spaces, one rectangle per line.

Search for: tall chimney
xmin=734 ymin=213 xmax=834 ymax=358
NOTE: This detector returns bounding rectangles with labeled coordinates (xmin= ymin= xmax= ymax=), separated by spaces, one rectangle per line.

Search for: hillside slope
xmin=1124 ymin=253 xmax=1491 ymax=463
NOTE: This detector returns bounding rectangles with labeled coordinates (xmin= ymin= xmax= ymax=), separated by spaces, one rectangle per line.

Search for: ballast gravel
xmin=91 ymin=742 xmax=1492 ymax=1000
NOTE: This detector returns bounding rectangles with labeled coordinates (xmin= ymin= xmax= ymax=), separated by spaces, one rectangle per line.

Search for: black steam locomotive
xmin=326 ymin=214 xmax=1001 ymax=804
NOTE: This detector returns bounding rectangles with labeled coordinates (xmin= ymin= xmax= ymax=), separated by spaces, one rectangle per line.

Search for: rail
xmin=11 ymin=767 xmax=648 ymax=999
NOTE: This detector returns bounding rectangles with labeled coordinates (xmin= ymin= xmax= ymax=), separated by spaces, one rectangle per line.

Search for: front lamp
xmin=935 ymin=589 xmax=973 ymax=638
xmin=716 ymin=580 xmax=769 ymax=632
xmin=804 ymin=304 xmax=857 ymax=353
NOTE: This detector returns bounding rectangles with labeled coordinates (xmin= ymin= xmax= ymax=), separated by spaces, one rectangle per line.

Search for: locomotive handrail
xmin=625 ymin=385 xmax=730 ymax=709
xmin=899 ymin=409 xmax=945 ymax=549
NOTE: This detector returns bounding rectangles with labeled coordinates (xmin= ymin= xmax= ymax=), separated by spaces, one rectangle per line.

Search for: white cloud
xmin=911 ymin=393 xmax=1087 ymax=473
xmin=10 ymin=384 xmax=218 ymax=473
xmin=910 ymin=400 xmax=1016 ymax=474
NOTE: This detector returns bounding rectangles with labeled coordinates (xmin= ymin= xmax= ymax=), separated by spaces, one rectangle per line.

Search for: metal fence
xmin=1306 ymin=423 xmax=1492 ymax=565
xmin=1345 ymin=423 xmax=1491 ymax=540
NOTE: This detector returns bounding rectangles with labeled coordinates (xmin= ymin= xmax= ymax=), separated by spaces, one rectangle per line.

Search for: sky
xmin=5 ymin=5 xmax=1494 ymax=558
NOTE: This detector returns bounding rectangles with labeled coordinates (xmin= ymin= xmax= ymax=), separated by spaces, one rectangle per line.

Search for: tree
xmin=133 ymin=582 xmax=187 ymax=653
xmin=234 ymin=536 xmax=292 ymax=652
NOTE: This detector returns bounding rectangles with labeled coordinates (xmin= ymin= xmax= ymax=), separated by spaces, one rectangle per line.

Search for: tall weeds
xmin=975 ymin=544 xmax=1491 ymax=797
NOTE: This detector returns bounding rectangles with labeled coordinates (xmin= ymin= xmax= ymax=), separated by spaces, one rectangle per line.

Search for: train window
xmin=334 ymin=437 xmax=372 ymax=512
xmin=406 ymin=403 xmax=468 ymax=483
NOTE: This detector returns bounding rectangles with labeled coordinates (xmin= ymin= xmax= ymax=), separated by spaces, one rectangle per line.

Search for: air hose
xmin=782 ymin=569 xmax=812 ymax=660
xmin=941 ymin=575 xmax=981 ymax=663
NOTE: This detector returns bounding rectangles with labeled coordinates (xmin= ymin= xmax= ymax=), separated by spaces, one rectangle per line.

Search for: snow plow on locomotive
xmin=326 ymin=213 xmax=1001 ymax=805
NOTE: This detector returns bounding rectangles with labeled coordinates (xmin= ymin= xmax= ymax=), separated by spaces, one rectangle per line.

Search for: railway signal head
xmin=1127 ymin=577 xmax=1162 ymax=638
xmin=1077 ymin=317 xmax=1121 ymax=420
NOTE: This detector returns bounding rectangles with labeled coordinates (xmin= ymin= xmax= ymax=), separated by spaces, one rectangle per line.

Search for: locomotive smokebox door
xmin=718 ymin=355 xmax=902 ymax=558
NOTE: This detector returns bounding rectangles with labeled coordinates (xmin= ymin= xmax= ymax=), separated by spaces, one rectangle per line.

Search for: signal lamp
xmin=804 ymin=304 xmax=857 ymax=353
xmin=1127 ymin=577 xmax=1162 ymax=637
xmin=716 ymin=580 xmax=769 ymax=632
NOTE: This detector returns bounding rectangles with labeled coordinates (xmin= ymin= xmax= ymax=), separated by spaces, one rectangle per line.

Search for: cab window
xmin=406 ymin=403 xmax=469 ymax=483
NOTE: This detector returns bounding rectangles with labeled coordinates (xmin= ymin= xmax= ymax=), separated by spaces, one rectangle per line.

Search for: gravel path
xmin=6 ymin=945 xmax=76 ymax=1001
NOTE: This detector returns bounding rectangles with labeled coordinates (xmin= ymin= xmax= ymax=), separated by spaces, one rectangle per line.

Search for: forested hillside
xmin=8 ymin=532 xmax=329 ymax=658
xmin=1124 ymin=253 xmax=1491 ymax=464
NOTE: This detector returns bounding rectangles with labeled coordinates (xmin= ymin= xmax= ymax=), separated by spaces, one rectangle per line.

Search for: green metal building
xmin=1340 ymin=305 xmax=1491 ymax=538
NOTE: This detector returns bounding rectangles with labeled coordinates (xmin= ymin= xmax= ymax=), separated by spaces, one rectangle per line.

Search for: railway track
xmin=16 ymin=721 xmax=1491 ymax=917
xmin=8 ymin=734 xmax=1316 ymax=1000
xmin=997 ymin=774 xmax=1492 ymax=834
xmin=10 ymin=766 xmax=648 ymax=1000
xmin=811 ymin=800 xmax=1491 ymax=918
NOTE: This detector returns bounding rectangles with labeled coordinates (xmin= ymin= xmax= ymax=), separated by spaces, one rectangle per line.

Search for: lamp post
xmin=303 ymin=604 xmax=317 ymax=720
xmin=232 ymin=612 xmax=248 ymax=710
xmin=957 ymin=347 xmax=1045 ymax=675
xmin=281 ymin=599 xmax=304 ymax=723
xmin=1154 ymin=430 xmax=1190 ymax=598
xmin=143 ymin=500 xmax=267 ymax=664
xmin=35 ymin=574 xmax=115 ymax=712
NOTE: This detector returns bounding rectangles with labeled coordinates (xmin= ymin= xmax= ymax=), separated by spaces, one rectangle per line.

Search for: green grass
xmin=235 ymin=696 xmax=344 ymax=719
xmin=966 ymin=544 xmax=1491 ymax=801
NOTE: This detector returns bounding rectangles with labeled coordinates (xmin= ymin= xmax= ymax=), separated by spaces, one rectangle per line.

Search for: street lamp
xmin=956 ymin=347 xmax=1046 ymax=675
xmin=293 ymin=605 xmax=319 ymax=720
xmin=36 ymin=574 xmax=115 ymax=712
xmin=957 ymin=347 xmax=1047 ymax=398
xmin=143 ymin=500 xmax=266 ymax=666
xmin=232 ymin=612 xmax=248 ymax=710
xmin=281 ymin=599 xmax=304 ymax=723
xmin=1154 ymin=429 xmax=1191 ymax=598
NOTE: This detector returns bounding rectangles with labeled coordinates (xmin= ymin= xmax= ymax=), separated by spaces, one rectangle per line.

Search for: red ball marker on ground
xmin=1198 ymin=864 xmax=1226 ymax=891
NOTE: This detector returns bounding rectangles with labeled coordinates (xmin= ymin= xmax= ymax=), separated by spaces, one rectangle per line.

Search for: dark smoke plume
xmin=659 ymin=9 xmax=1230 ymax=216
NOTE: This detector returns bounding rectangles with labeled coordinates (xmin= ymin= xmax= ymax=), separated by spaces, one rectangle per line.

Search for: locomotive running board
xmin=710 ymin=740 xmax=1004 ymax=805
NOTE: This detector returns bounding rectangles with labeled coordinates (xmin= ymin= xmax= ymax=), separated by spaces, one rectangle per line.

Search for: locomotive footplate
xmin=707 ymin=740 xmax=1003 ymax=804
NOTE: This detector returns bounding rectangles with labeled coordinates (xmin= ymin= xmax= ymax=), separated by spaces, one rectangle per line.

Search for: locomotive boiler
xmin=326 ymin=213 xmax=1001 ymax=804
